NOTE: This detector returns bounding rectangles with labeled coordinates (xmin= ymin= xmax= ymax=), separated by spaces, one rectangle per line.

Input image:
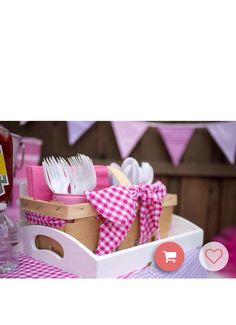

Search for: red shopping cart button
xmin=154 ymin=242 xmax=185 ymax=272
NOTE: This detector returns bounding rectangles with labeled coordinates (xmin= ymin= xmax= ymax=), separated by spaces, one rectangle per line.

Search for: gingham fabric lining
xmin=86 ymin=182 xmax=167 ymax=255
xmin=25 ymin=211 xmax=68 ymax=228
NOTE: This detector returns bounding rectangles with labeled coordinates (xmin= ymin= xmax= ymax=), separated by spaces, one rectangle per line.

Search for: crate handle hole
xmin=35 ymin=235 xmax=64 ymax=258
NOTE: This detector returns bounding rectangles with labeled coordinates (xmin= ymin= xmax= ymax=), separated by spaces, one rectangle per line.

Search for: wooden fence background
xmin=2 ymin=121 xmax=236 ymax=242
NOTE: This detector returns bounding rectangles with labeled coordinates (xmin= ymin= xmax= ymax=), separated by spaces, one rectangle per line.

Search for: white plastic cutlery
xmin=140 ymin=162 xmax=154 ymax=184
xmin=68 ymin=154 xmax=97 ymax=193
xmin=68 ymin=156 xmax=84 ymax=194
xmin=49 ymin=156 xmax=70 ymax=194
xmin=121 ymin=157 xmax=141 ymax=184
xmin=42 ymin=157 xmax=70 ymax=194
xmin=122 ymin=163 xmax=141 ymax=185
xmin=58 ymin=157 xmax=77 ymax=194
xmin=121 ymin=157 xmax=139 ymax=170
xmin=110 ymin=157 xmax=154 ymax=185
xmin=42 ymin=154 xmax=97 ymax=194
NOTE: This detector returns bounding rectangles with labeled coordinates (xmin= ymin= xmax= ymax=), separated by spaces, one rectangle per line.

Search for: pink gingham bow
xmin=85 ymin=181 xmax=167 ymax=255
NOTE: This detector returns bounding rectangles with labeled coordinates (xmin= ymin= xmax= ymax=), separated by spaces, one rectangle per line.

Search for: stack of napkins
xmin=25 ymin=165 xmax=110 ymax=202
xmin=26 ymin=166 xmax=52 ymax=201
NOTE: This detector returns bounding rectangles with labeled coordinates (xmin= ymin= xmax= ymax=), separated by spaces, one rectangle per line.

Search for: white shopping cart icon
xmin=163 ymin=251 xmax=177 ymax=263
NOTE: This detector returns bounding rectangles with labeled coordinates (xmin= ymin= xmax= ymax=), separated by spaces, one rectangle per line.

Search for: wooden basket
xmin=20 ymin=166 xmax=177 ymax=256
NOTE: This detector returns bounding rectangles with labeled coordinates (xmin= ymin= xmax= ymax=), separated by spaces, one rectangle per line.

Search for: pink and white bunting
xmin=66 ymin=121 xmax=95 ymax=145
xmin=18 ymin=120 xmax=236 ymax=165
xmin=157 ymin=125 xmax=195 ymax=166
xmin=111 ymin=121 xmax=149 ymax=159
xmin=207 ymin=122 xmax=236 ymax=164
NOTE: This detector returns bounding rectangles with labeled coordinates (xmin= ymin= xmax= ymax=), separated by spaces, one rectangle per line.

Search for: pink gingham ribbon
xmin=85 ymin=181 xmax=167 ymax=255
xmin=25 ymin=211 xmax=68 ymax=228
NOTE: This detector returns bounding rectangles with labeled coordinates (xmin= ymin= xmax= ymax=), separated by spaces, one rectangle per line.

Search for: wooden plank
xmin=20 ymin=194 xmax=177 ymax=220
xmin=204 ymin=179 xmax=221 ymax=243
xmin=100 ymin=121 xmax=121 ymax=159
xmin=94 ymin=159 xmax=236 ymax=178
xmin=20 ymin=197 xmax=98 ymax=219
xmin=220 ymin=179 xmax=236 ymax=229
xmin=49 ymin=121 xmax=103 ymax=158
xmin=163 ymin=194 xmax=178 ymax=207
xmin=179 ymin=178 xmax=209 ymax=231
xmin=132 ymin=126 xmax=170 ymax=161
xmin=182 ymin=128 xmax=213 ymax=162
xmin=166 ymin=177 xmax=180 ymax=215
xmin=156 ymin=177 xmax=168 ymax=187
xmin=167 ymin=177 xmax=179 ymax=195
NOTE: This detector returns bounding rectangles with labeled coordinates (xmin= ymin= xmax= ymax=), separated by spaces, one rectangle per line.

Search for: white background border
xmin=0 ymin=1 xmax=236 ymax=121
xmin=0 ymin=1 xmax=236 ymax=324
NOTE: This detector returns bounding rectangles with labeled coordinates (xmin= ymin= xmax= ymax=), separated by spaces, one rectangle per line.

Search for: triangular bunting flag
xmin=67 ymin=121 xmax=95 ymax=145
xmin=157 ymin=126 xmax=195 ymax=166
xmin=111 ymin=121 xmax=148 ymax=159
xmin=207 ymin=122 xmax=236 ymax=164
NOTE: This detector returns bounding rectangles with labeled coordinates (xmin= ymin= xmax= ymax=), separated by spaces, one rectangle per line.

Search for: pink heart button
xmin=205 ymin=249 xmax=223 ymax=264
xmin=199 ymin=242 xmax=229 ymax=272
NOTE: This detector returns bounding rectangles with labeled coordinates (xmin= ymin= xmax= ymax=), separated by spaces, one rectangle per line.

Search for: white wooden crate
xmin=20 ymin=214 xmax=203 ymax=278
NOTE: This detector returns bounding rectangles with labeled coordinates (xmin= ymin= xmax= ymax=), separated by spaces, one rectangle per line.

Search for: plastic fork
xmin=68 ymin=156 xmax=84 ymax=194
xmin=58 ymin=157 xmax=77 ymax=194
xmin=80 ymin=154 xmax=96 ymax=191
xmin=49 ymin=156 xmax=70 ymax=194
xmin=43 ymin=154 xmax=96 ymax=195
xmin=42 ymin=157 xmax=70 ymax=194
xmin=70 ymin=154 xmax=96 ymax=193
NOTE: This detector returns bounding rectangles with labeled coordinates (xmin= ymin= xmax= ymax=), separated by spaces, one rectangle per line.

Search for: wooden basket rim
xmin=20 ymin=194 xmax=177 ymax=221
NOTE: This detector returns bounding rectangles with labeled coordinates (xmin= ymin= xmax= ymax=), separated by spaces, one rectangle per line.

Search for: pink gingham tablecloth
xmin=0 ymin=249 xmax=208 ymax=279
xmin=0 ymin=254 xmax=77 ymax=279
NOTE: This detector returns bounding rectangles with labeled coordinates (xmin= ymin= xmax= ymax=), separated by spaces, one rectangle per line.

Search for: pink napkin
xmin=94 ymin=165 xmax=110 ymax=190
xmin=26 ymin=166 xmax=52 ymax=201
xmin=26 ymin=165 xmax=109 ymax=202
